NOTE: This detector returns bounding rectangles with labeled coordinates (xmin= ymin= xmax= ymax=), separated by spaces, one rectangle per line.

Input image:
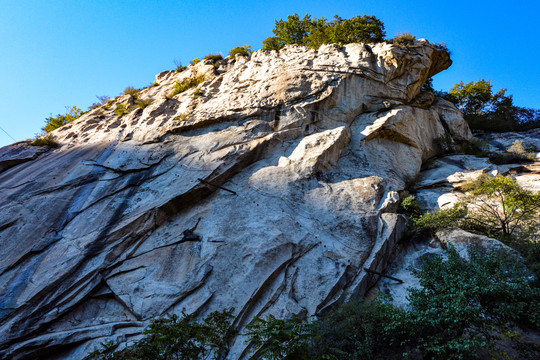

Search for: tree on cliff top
xmin=262 ymin=13 xmax=385 ymax=51
xmin=446 ymin=79 xmax=540 ymax=132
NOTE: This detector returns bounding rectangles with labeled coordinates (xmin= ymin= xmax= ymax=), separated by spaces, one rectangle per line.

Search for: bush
xmin=174 ymin=60 xmax=187 ymax=73
xmin=152 ymin=81 xmax=160 ymax=87
xmin=43 ymin=105 xmax=84 ymax=132
xmin=86 ymin=309 xmax=235 ymax=360
xmin=134 ymin=98 xmax=152 ymax=109
xmin=203 ymin=54 xmax=223 ymax=62
xmin=29 ymin=134 xmax=59 ymax=148
xmin=114 ymin=104 xmax=129 ymax=118
xmin=404 ymin=246 xmax=539 ymax=358
xmin=169 ymin=75 xmax=206 ymax=97
xmin=123 ymin=86 xmax=140 ymax=96
xmin=190 ymin=57 xmax=200 ymax=65
xmin=457 ymin=138 xmax=490 ymax=156
xmin=262 ymin=13 xmax=385 ymax=51
xmin=311 ymin=298 xmax=406 ymax=360
xmin=392 ymin=32 xmax=416 ymax=46
xmin=193 ymin=89 xmax=204 ymax=98
xmin=229 ymin=45 xmax=252 ymax=58
xmin=245 ymin=314 xmax=312 ymax=359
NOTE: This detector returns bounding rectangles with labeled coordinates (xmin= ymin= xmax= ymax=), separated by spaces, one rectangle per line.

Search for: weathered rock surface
xmin=0 ymin=41 xmax=461 ymax=359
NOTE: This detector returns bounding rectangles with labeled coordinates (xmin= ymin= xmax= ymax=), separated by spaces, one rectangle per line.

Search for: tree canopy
xmin=262 ymin=13 xmax=385 ymax=51
xmin=445 ymin=79 xmax=540 ymax=132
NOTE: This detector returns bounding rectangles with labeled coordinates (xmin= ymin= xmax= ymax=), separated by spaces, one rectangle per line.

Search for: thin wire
xmin=0 ymin=125 xmax=16 ymax=142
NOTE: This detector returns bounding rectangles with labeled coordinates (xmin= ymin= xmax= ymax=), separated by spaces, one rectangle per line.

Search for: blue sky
xmin=1 ymin=0 xmax=539 ymax=147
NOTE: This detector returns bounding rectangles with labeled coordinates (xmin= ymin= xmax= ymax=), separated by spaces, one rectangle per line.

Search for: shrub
xmin=415 ymin=202 xmax=467 ymax=232
xmin=86 ymin=309 xmax=235 ymax=360
xmin=29 ymin=134 xmax=59 ymax=148
xmin=104 ymin=99 xmax=115 ymax=110
xmin=174 ymin=113 xmax=188 ymax=121
xmin=311 ymin=298 xmax=406 ymax=360
xmin=114 ymin=104 xmax=129 ymax=118
xmin=152 ymin=81 xmax=160 ymax=87
xmin=134 ymin=98 xmax=152 ymax=109
xmin=169 ymin=75 xmax=206 ymax=97
xmin=203 ymin=54 xmax=223 ymax=62
xmin=245 ymin=314 xmax=312 ymax=359
xmin=123 ymin=86 xmax=140 ymax=97
xmin=433 ymin=133 xmax=455 ymax=154
xmin=229 ymin=45 xmax=252 ymax=58
xmin=174 ymin=60 xmax=187 ymax=73
xmin=43 ymin=105 xmax=84 ymax=132
xmin=457 ymin=138 xmax=490 ymax=156
xmin=392 ymin=32 xmax=416 ymax=47
xmin=190 ymin=57 xmax=200 ymax=65
xmin=193 ymin=90 xmax=203 ymax=98
xmin=404 ymin=246 xmax=540 ymax=358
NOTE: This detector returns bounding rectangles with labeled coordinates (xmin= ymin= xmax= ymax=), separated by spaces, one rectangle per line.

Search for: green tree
xmin=446 ymin=79 xmax=540 ymax=132
xmin=462 ymin=175 xmax=540 ymax=239
xmin=262 ymin=13 xmax=385 ymax=51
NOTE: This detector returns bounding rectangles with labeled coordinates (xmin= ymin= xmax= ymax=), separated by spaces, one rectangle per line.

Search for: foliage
xmin=311 ymin=298 xmax=406 ymax=360
xmin=229 ymin=45 xmax=252 ymax=58
xmin=243 ymin=244 xmax=539 ymax=360
xmin=134 ymin=98 xmax=152 ymax=110
xmin=193 ymin=89 xmax=204 ymax=98
xmin=262 ymin=13 xmax=385 ymax=51
xmin=457 ymin=138 xmax=490 ymax=157
xmin=415 ymin=202 xmax=468 ymax=232
xmin=203 ymin=54 xmax=223 ymax=62
xmin=446 ymin=79 xmax=540 ymax=132
xmin=174 ymin=60 xmax=187 ymax=73
xmin=123 ymin=86 xmax=140 ymax=96
xmin=29 ymin=134 xmax=59 ymax=148
xmin=489 ymin=140 xmax=536 ymax=164
xmin=462 ymin=175 xmax=540 ymax=238
xmin=174 ymin=113 xmax=188 ymax=121
xmin=245 ymin=314 xmax=312 ymax=360
xmin=433 ymin=133 xmax=455 ymax=154
xmin=403 ymin=246 xmax=539 ymax=358
xmin=43 ymin=105 xmax=84 ymax=132
xmin=86 ymin=309 xmax=235 ymax=360
xmin=399 ymin=195 xmax=424 ymax=226
xmin=190 ymin=57 xmax=200 ymax=65
xmin=114 ymin=104 xmax=129 ymax=118
xmin=170 ymin=75 xmax=206 ymax=97
xmin=392 ymin=32 xmax=416 ymax=47
xmin=104 ymin=99 xmax=115 ymax=110
xmin=416 ymin=175 xmax=540 ymax=239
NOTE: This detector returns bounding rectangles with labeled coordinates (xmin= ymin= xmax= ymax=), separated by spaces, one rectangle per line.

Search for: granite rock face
xmin=0 ymin=41 xmax=463 ymax=359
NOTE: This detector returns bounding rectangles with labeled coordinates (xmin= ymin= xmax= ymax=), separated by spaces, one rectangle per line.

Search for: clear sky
xmin=1 ymin=0 xmax=539 ymax=147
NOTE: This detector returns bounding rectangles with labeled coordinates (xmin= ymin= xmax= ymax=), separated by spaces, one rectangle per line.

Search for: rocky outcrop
xmin=0 ymin=40 xmax=462 ymax=359
xmin=379 ymin=130 xmax=539 ymax=307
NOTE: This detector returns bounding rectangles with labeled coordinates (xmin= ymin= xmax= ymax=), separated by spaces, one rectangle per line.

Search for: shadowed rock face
xmin=0 ymin=41 xmax=464 ymax=359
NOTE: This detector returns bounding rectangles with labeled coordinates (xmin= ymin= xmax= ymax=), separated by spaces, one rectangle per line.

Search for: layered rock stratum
xmin=0 ymin=41 xmax=469 ymax=359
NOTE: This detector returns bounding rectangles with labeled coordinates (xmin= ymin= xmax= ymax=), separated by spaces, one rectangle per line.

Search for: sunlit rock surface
xmin=0 ymin=41 xmax=463 ymax=359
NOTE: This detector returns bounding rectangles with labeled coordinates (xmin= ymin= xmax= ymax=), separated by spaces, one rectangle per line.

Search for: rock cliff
xmin=0 ymin=40 xmax=466 ymax=359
